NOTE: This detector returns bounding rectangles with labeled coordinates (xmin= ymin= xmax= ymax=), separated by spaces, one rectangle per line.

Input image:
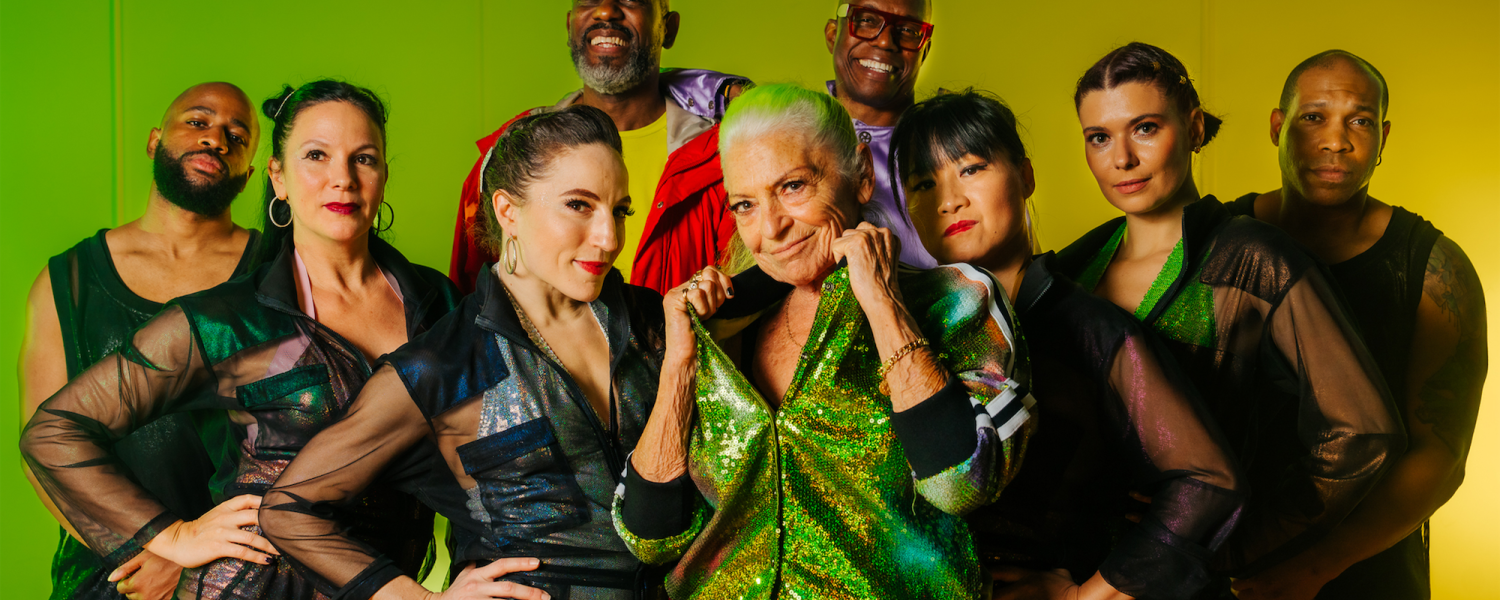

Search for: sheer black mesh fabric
xmin=971 ymin=255 xmax=1244 ymax=600
xmin=20 ymin=240 xmax=454 ymax=599
xmin=1056 ymin=198 xmax=1405 ymax=579
xmin=261 ymin=270 xmax=665 ymax=600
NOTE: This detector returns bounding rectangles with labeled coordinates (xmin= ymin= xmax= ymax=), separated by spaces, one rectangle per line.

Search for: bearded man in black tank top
xmin=1226 ymin=51 xmax=1487 ymax=600
xmin=20 ymin=82 xmax=267 ymax=600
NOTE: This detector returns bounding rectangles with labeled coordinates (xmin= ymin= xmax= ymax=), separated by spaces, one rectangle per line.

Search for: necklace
xmin=779 ymin=290 xmax=819 ymax=349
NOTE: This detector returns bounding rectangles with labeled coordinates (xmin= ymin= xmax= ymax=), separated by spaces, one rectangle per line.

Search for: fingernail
xmin=728 ymin=287 xmax=736 ymax=297
xmin=529 ymin=558 xmax=540 ymax=567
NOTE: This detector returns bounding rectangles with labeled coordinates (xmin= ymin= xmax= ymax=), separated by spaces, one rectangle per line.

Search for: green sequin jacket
xmin=613 ymin=264 xmax=1034 ymax=599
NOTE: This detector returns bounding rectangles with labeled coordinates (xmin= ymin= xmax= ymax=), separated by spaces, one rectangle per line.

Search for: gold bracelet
xmin=877 ymin=337 xmax=930 ymax=381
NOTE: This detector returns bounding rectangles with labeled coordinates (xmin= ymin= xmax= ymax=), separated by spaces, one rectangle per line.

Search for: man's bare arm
xmin=18 ymin=265 xmax=86 ymax=544
xmin=1236 ymin=235 xmax=1487 ymax=599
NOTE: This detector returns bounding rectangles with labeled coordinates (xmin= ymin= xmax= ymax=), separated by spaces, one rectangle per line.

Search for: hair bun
xmin=261 ymin=85 xmax=296 ymax=120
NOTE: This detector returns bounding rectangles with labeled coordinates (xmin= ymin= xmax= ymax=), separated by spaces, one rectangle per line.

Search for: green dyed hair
xmin=720 ymin=83 xmax=863 ymax=181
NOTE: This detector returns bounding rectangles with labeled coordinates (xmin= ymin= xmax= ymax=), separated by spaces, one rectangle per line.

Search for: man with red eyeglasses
xmin=825 ymin=0 xmax=938 ymax=267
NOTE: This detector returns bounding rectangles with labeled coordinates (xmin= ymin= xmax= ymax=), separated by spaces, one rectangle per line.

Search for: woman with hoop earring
xmin=21 ymin=80 xmax=461 ymax=600
xmin=259 ymin=105 xmax=670 ymax=599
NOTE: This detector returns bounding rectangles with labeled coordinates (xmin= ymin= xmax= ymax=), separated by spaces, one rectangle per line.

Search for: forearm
xmin=1079 ymin=572 xmax=1134 ymax=600
xmin=21 ymin=463 xmax=86 ymax=544
xmin=633 ymin=356 xmax=696 ymax=482
xmin=372 ymin=575 xmax=430 ymax=600
xmin=1288 ymin=444 xmax=1464 ymax=580
xmin=864 ymin=296 xmax=947 ymax=412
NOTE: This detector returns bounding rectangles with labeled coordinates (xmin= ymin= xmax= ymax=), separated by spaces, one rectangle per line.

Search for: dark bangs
xmin=893 ymin=88 xmax=1027 ymax=180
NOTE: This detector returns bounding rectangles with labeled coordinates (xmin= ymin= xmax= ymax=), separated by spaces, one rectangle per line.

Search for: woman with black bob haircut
xmin=21 ymin=79 xmax=460 ymax=599
xmin=261 ymin=104 xmax=666 ymax=600
xmin=893 ymin=88 xmax=1245 ymax=600
xmin=1055 ymin=42 xmax=1406 ymax=593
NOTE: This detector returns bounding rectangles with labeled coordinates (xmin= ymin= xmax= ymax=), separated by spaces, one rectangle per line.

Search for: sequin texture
xmin=615 ymin=265 xmax=1034 ymax=599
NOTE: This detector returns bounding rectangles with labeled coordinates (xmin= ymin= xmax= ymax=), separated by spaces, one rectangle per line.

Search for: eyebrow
xmin=297 ymin=139 xmax=382 ymax=153
xmin=183 ymin=105 xmax=251 ymax=132
xmin=1297 ymin=100 xmax=1379 ymax=114
xmin=560 ymin=188 xmax=600 ymax=200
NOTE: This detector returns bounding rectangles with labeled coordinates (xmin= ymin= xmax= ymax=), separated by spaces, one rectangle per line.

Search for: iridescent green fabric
xmin=1077 ymin=223 xmax=1214 ymax=346
xmin=615 ymin=265 xmax=1033 ymax=599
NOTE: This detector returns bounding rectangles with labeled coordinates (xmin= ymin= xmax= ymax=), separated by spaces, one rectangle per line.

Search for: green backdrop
xmin=3 ymin=1 xmax=1498 ymax=597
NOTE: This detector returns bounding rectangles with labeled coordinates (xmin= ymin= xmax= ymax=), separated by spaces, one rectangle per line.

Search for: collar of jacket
xmin=472 ymin=265 xmax=633 ymax=364
xmin=253 ymin=235 xmax=444 ymax=336
xmin=1016 ymin=252 xmax=1061 ymax=318
xmin=1053 ymin=195 xmax=1233 ymax=324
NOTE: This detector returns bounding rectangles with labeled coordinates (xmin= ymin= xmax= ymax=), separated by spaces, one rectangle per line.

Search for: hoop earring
xmin=374 ymin=201 xmax=395 ymax=233
xmin=1376 ymin=154 xmax=1383 ymax=167
xmin=503 ymin=235 xmax=520 ymax=275
xmin=269 ymin=197 xmax=291 ymax=228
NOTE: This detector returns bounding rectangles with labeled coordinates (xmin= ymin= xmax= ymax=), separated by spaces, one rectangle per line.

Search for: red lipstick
xmin=576 ymin=260 xmax=609 ymax=276
xmin=944 ymin=220 xmax=977 ymax=238
xmin=324 ymin=203 xmax=358 ymax=215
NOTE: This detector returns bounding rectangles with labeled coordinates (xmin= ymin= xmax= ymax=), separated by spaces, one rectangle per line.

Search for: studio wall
xmin=2 ymin=0 xmax=1496 ymax=596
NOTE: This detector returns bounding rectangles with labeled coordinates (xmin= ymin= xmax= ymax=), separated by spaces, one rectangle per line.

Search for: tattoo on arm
xmin=1415 ymin=236 xmax=1488 ymax=454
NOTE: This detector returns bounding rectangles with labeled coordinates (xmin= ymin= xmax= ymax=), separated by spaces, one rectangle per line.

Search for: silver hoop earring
xmin=269 ymin=197 xmax=291 ymax=228
xmin=374 ymin=201 xmax=395 ymax=233
xmin=503 ymin=235 xmax=520 ymax=275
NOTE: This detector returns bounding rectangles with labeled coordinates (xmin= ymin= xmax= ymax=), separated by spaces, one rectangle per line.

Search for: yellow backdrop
xmin=1 ymin=0 xmax=1495 ymax=597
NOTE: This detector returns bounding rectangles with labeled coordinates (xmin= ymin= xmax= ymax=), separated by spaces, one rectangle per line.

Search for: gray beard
xmin=568 ymin=36 xmax=656 ymax=96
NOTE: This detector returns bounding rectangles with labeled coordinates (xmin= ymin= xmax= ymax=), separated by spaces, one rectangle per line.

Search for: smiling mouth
xmin=591 ymin=36 xmax=626 ymax=49
xmin=857 ymin=58 xmax=895 ymax=74
xmin=770 ymin=234 xmax=814 ymax=256
xmin=576 ymin=260 xmax=609 ymax=275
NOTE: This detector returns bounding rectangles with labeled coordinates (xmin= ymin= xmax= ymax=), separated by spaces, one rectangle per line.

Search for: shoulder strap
xmin=232 ymin=230 xmax=262 ymax=277
xmin=47 ymin=247 xmax=83 ymax=378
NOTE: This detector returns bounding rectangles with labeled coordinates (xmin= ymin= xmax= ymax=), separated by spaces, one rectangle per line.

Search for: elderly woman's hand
xmin=831 ymin=222 xmax=904 ymax=311
xmin=662 ymin=267 xmax=734 ymax=369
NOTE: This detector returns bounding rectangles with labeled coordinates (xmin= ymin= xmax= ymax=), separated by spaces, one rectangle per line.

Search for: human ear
xmin=825 ymin=19 xmax=838 ymax=53
xmin=662 ymin=10 xmax=680 ymax=49
xmin=147 ymin=128 xmax=162 ymax=158
xmin=492 ymin=189 xmax=522 ymax=233
xmin=268 ymin=157 xmax=287 ymax=200
xmin=1270 ymin=108 xmax=1285 ymax=146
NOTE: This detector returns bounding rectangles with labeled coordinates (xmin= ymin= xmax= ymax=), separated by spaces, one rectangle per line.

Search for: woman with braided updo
xmin=262 ymin=104 xmax=668 ymax=600
xmin=21 ymin=80 xmax=458 ymax=599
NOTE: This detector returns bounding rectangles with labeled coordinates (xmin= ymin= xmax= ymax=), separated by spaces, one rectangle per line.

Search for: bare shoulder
xmin=1424 ymin=235 xmax=1485 ymax=316
xmin=26 ymin=264 xmax=57 ymax=321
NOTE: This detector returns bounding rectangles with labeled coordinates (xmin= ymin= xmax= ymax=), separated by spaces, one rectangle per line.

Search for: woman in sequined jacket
xmin=260 ymin=105 xmax=666 ymax=600
xmin=20 ymin=81 xmax=460 ymax=600
xmin=894 ymin=89 xmax=1246 ymax=600
xmin=1058 ymin=43 xmax=1405 ymax=594
xmin=612 ymin=83 xmax=1034 ymax=600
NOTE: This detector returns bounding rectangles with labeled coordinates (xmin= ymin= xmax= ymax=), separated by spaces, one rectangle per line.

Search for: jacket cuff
xmin=890 ymin=376 xmax=978 ymax=479
xmin=110 ymin=510 xmax=181 ymax=567
xmin=1099 ymin=515 xmax=1213 ymax=600
xmin=621 ymin=459 xmax=697 ymax=540
xmin=334 ymin=558 xmax=403 ymax=600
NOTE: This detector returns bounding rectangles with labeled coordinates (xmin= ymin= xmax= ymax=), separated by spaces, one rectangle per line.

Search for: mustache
xmin=176 ymin=148 xmax=229 ymax=172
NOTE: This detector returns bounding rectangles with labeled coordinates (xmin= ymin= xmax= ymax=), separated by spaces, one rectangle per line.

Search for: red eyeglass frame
xmin=837 ymin=3 xmax=934 ymax=51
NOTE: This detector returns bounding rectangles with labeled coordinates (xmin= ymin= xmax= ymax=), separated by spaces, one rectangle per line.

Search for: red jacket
xmin=449 ymin=94 xmax=734 ymax=296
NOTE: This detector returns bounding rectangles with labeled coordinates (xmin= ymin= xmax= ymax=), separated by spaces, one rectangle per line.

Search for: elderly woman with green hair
xmin=612 ymin=83 xmax=1034 ymax=599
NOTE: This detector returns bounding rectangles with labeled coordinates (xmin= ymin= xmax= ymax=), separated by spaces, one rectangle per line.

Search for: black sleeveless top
xmin=1228 ymin=193 xmax=1440 ymax=600
xmin=45 ymin=228 xmax=258 ymax=600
